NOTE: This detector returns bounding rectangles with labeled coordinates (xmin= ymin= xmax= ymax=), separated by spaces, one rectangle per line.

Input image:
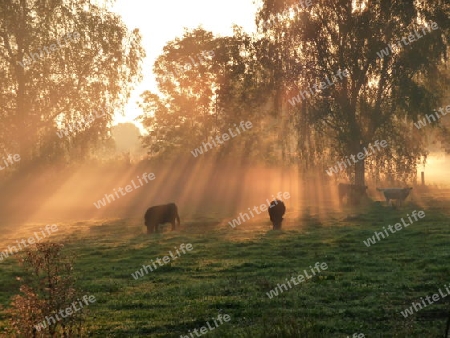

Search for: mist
xmin=0 ymin=151 xmax=448 ymax=247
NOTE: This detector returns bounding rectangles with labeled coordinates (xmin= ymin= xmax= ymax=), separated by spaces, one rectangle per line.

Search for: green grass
xmin=1 ymin=200 xmax=450 ymax=337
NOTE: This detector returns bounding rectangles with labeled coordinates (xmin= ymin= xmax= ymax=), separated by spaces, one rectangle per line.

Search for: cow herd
xmin=144 ymin=185 xmax=412 ymax=234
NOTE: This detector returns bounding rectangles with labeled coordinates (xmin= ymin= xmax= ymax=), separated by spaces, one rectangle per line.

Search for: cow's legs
xmin=273 ymin=222 xmax=281 ymax=230
xmin=147 ymin=222 xmax=157 ymax=234
xmin=171 ymin=220 xmax=176 ymax=231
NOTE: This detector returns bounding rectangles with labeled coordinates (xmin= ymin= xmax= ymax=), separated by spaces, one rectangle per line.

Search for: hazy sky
xmin=110 ymin=0 xmax=258 ymax=131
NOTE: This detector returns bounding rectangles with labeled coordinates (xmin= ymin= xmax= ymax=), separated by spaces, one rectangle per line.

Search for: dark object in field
xmin=144 ymin=203 xmax=180 ymax=234
xmin=268 ymin=199 xmax=286 ymax=230
xmin=338 ymin=183 xmax=368 ymax=205
xmin=376 ymin=187 xmax=412 ymax=206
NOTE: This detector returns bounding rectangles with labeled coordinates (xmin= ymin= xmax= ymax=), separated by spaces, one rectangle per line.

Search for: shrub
xmin=6 ymin=242 xmax=87 ymax=337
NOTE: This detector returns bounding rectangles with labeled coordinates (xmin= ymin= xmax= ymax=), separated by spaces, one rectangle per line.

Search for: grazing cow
xmin=144 ymin=203 xmax=180 ymax=234
xmin=268 ymin=199 xmax=286 ymax=230
xmin=338 ymin=183 xmax=368 ymax=205
xmin=377 ymin=187 xmax=412 ymax=205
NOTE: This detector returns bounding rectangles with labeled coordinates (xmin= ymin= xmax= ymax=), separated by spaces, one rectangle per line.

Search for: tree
xmin=139 ymin=28 xmax=216 ymax=156
xmin=111 ymin=122 xmax=144 ymax=160
xmin=257 ymin=0 xmax=449 ymax=184
xmin=139 ymin=27 xmax=265 ymax=160
xmin=0 ymin=0 xmax=145 ymax=169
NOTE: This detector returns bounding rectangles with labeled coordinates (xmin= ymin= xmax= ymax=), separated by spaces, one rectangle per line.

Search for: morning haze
xmin=0 ymin=0 xmax=449 ymax=336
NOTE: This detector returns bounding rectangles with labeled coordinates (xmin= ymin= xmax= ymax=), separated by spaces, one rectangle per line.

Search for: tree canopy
xmin=140 ymin=0 xmax=450 ymax=184
xmin=0 ymin=0 xmax=145 ymax=169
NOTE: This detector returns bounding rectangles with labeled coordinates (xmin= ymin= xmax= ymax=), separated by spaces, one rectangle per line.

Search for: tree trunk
xmin=354 ymin=142 xmax=365 ymax=187
xmin=355 ymin=157 xmax=365 ymax=187
xmin=16 ymin=0 xmax=30 ymax=170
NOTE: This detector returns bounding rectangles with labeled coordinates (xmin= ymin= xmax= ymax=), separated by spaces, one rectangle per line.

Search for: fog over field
xmin=0 ymin=152 xmax=448 ymax=242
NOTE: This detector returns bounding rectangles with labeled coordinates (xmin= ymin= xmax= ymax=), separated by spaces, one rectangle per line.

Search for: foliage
xmin=141 ymin=0 xmax=449 ymax=182
xmin=0 ymin=0 xmax=145 ymax=168
xmin=5 ymin=243 xmax=87 ymax=337
xmin=256 ymin=0 xmax=450 ymax=183
xmin=139 ymin=27 xmax=271 ymax=161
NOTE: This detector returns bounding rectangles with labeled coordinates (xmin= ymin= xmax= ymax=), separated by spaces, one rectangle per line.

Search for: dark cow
xmin=144 ymin=203 xmax=180 ymax=234
xmin=268 ymin=199 xmax=286 ymax=230
xmin=377 ymin=187 xmax=412 ymax=205
xmin=338 ymin=183 xmax=368 ymax=205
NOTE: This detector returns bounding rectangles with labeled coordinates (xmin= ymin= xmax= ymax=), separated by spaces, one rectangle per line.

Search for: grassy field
xmin=0 ymin=194 xmax=449 ymax=337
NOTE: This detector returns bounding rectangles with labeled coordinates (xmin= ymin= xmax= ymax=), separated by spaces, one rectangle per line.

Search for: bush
xmin=5 ymin=242 xmax=88 ymax=337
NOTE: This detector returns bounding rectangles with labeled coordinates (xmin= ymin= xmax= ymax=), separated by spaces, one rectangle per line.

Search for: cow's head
xmin=272 ymin=217 xmax=283 ymax=230
xmin=402 ymin=187 xmax=413 ymax=197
